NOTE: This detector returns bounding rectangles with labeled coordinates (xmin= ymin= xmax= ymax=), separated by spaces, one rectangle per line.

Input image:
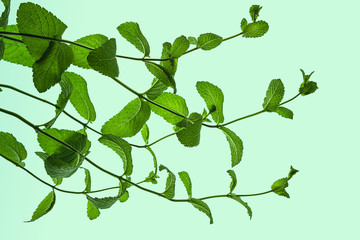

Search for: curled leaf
xmin=227 ymin=169 xmax=237 ymax=193
xmin=220 ymin=127 xmax=243 ymax=167
xmin=86 ymin=195 xmax=120 ymax=209
xmin=178 ymin=171 xmax=192 ymax=198
xmin=159 ymin=164 xmax=176 ymax=199
xmin=189 ymin=198 xmax=213 ymax=224
xmin=26 ymin=191 xmax=56 ymax=222
xmin=271 ymin=178 xmax=290 ymax=198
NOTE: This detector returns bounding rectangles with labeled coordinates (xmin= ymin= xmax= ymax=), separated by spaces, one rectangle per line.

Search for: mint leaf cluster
xmin=0 ymin=2 xmax=318 ymax=224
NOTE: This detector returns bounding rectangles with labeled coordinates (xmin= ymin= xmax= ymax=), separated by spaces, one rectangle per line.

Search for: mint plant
xmin=0 ymin=1 xmax=318 ymax=223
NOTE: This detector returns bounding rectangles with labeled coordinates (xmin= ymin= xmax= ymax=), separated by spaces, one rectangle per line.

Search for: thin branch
xmin=0 ymin=30 xmax=245 ymax=63
xmin=0 ymin=107 xmax=281 ymax=205
xmin=202 ymin=93 xmax=302 ymax=128
xmin=1 ymin=155 xmax=123 ymax=194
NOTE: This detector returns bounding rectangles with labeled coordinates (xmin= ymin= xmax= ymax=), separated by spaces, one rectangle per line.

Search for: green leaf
xmin=240 ymin=18 xmax=248 ymax=31
xmin=117 ymin=21 xmax=150 ymax=57
xmin=61 ymin=72 xmax=96 ymax=122
xmin=169 ymin=35 xmax=189 ymax=58
xmin=71 ymin=34 xmax=108 ymax=69
xmin=145 ymin=170 xmax=159 ymax=184
xmin=178 ymin=171 xmax=192 ymax=198
xmin=98 ymin=134 xmax=133 ymax=176
xmin=145 ymin=78 xmax=168 ymax=100
xmin=87 ymin=38 xmax=119 ymax=78
xmin=36 ymin=151 xmax=77 ymax=180
xmin=228 ymin=193 xmax=252 ymax=219
xmin=150 ymin=92 xmax=189 ymax=125
xmin=17 ymin=2 xmax=67 ymax=61
xmin=38 ymin=128 xmax=88 ymax=178
xmin=271 ymin=178 xmax=290 ymax=198
xmin=197 ymin=33 xmax=223 ymax=51
xmin=227 ymin=169 xmax=237 ymax=193
xmin=86 ymin=195 xmax=120 ymax=209
xmin=288 ymin=166 xmax=299 ymax=180
xmin=51 ymin=178 xmax=62 ymax=186
xmin=300 ymin=69 xmax=315 ymax=83
xmin=35 ymin=151 xmax=49 ymax=161
xmin=159 ymin=164 xmax=176 ymax=199
xmin=32 ymin=42 xmax=74 ymax=93
xmin=196 ymin=81 xmax=224 ymax=124
xmin=249 ymin=5 xmax=262 ymax=22
xmin=0 ymin=0 xmax=10 ymax=29
xmin=0 ymin=25 xmax=34 ymax=67
xmin=160 ymin=42 xmax=178 ymax=77
xmin=119 ymin=191 xmax=129 ymax=203
xmin=51 ymin=177 xmax=62 ymax=186
xmin=220 ymin=127 xmax=243 ymax=168
xmin=262 ymin=79 xmax=285 ymax=112
xmin=175 ymin=112 xmax=203 ymax=147
xmin=145 ymin=62 xmax=176 ymax=92
xmin=26 ymin=191 xmax=56 ymax=222
xmin=275 ymin=107 xmax=293 ymax=119
xmin=119 ymin=178 xmax=130 ymax=196
xmin=0 ymin=132 xmax=27 ymax=167
xmin=189 ymin=198 xmax=213 ymax=224
xmin=78 ymin=129 xmax=92 ymax=154
xmin=101 ymin=98 xmax=151 ymax=138
xmin=299 ymin=81 xmax=318 ymax=96
xmin=84 ymin=168 xmax=91 ymax=192
xmin=44 ymin=75 xmax=73 ymax=128
xmin=87 ymin=200 xmax=100 ymax=220
xmin=44 ymin=152 xmax=84 ymax=178
xmin=144 ymin=42 xmax=177 ymax=99
xmin=37 ymin=128 xmax=87 ymax=156
xmin=141 ymin=124 xmax=149 ymax=144
xmin=0 ymin=38 xmax=4 ymax=61
xmin=188 ymin=36 xmax=197 ymax=45
xmin=242 ymin=21 xmax=269 ymax=38
xmin=1 ymin=0 xmax=9 ymax=6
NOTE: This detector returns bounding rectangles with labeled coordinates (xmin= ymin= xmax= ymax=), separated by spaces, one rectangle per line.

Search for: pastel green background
xmin=0 ymin=0 xmax=359 ymax=239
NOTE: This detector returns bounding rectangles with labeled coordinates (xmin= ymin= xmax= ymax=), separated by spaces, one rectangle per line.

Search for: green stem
xmin=206 ymin=109 xmax=266 ymax=128
xmin=202 ymin=112 xmax=211 ymax=121
xmin=0 ymin=84 xmax=102 ymax=135
xmin=3 ymin=152 xmax=277 ymax=201
xmin=279 ymin=93 xmax=301 ymax=106
xmin=0 ymin=31 xmax=165 ymax=62
xmin=222 ymin=32 xmax=244 ymax=42
xmin=202 ymin=92 xmax=301 ymax=128
xmin=0 ymin=30 xmax=245 ymax=63
xmin=181 ymin=46 xmax=199 ymax=57
xmin=2 ymin=154 xmax=123 ymax=195
xmin=4 ymin=151 xmax=277 ymax=202
xmin=134 ymin=131 xmax=178 ymax=148
xmin=196 ymin=189 xmax=275 ymax=201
